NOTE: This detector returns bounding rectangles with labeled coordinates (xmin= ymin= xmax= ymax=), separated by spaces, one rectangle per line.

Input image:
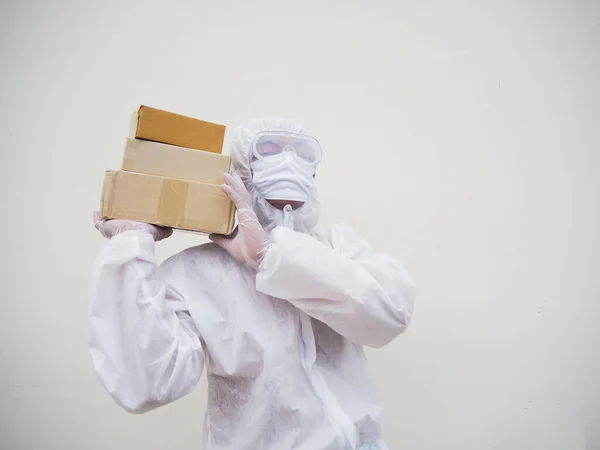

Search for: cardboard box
xmin=100 ymin=170 xmax=235 ymax=235
xmin=122 ymin=138 xmax=230 ymax=184
xmin=130 ymin=105 xmax=226 ymax=154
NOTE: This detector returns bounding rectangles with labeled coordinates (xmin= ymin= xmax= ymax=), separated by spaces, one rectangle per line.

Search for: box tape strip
xmin=158 ymin=178 xmax=188 ymax=226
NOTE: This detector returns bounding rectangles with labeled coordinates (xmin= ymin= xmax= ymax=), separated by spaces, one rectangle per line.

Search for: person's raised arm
xmin=210 ymin=176 xmax=416 ymax=349
xmin=90 ymin=213 xmax=204 ymax=413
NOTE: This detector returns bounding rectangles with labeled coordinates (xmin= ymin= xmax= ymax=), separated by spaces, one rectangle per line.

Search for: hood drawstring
xmin=282 ymin=204 xmax=294 ymax=229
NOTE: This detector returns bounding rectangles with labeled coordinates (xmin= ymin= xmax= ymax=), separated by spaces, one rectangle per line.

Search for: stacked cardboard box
xmin=100 ymin=106 xmax=235 ymax=235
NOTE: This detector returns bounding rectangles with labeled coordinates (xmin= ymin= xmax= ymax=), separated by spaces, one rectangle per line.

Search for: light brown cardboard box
xmin=100 ymin=170 xmax=235 ymax=235
xmin=122 ymin=138 xmax=230 ymax=184
xmin=130 ymin=105 xmax=226 ymax=154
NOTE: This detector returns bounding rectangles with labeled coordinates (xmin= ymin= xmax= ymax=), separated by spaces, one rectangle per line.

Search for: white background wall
xmin=1 ymin=1 xmax=599 ymax=449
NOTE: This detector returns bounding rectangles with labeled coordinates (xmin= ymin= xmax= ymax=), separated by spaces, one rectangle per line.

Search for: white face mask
xmin=251 ymin=153 xmax=316 ymax=202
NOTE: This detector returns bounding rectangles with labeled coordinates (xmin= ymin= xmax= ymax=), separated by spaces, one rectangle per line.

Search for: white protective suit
xmin=89 ymin=118 xmax=416 ymax=450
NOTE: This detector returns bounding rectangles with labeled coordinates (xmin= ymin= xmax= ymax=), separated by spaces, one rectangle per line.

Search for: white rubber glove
xmin=93 ymin=211 xmax=173 ymax=241
xmin=209 ymin=173 xmax=269 ymax=269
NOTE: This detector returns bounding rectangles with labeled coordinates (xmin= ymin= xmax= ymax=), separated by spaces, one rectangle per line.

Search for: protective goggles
xmin=251 ymin=131 xmax=323 ymax=165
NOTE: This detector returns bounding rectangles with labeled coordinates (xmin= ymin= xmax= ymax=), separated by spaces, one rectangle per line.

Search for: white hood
xmin=230 ymin=118 xmax=320 ymax=233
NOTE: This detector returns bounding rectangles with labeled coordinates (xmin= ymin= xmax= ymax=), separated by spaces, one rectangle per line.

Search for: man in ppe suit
xmin=91 ymin=118 xmax=416 ymax=450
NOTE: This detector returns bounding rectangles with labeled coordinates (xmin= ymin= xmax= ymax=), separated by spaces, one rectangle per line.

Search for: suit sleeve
xmin=89 ymin=231 xmax=204 ymax=413
xmin=255 ymin=224 xmax=416 ymax=348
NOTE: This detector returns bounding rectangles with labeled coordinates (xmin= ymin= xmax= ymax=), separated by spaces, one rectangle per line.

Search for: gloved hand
xmin=93 ymin=211 xmax=173 ymax=241
xmin=209 ymin=173 xmax=269 ymax=269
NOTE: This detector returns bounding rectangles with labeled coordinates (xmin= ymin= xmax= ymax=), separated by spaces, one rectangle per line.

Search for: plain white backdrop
xmin=1 ymin=1 xmax=599 ymax=449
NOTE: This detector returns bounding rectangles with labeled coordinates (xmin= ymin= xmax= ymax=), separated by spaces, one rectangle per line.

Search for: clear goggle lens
xmin=252 ymin=132 xmax=322 ymax=164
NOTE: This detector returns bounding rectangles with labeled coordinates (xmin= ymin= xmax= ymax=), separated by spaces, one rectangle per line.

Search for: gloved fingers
xmin=226 ymin=172 xmax=247 ymax=192
xmin=222 ymin=185 xmax=261 ymax=234
xmin=93 ymin=211 xmax=104 ymax=230
xmin=221 ymin=183 xmax=245 ymax=209
xmin=214 ymin=173 xmax=269 ymax=268
xmin=92 ymin=212 xmax=172 ymax=241
xmin=223 ymin=173 xmax=252 ymax=207
xmin=93 ymin=211 xmax=110 ymax=237
xmin=236 ymin=207 xmax=263 ymax=231
xmin=220 ymin=175 xmax=261 ymax=230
